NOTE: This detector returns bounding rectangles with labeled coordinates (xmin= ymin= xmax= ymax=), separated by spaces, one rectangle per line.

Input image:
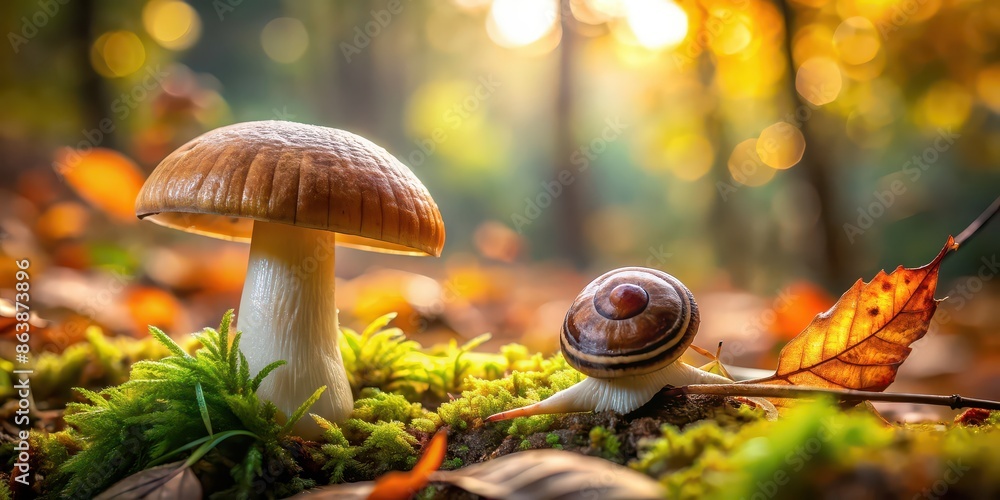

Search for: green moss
xmin=18 ymin=312 xmax=1000 ymax=499
xmin=986 ymin=411 xmax=1000 ymax=426
xmin=340 ymin=314 xmax=522 ymax=402
xmin=311 ymin=388 xmax=443 ymax=483
xmin=545 ymin=433 xmax=563 ymax=449
xmin=0 ymin=327 xmax=191 ymax=403
xmin=52 ymin=311 xmax=319 ymax=499
xmin=442 ymin=457 xmax=463 ymax=469
xmin=436 ymin=353 xmax=582 ymax=436
xmin=589 ymin=426 xmax=621 ymax=459
xmin=351 ymin=388 xmax=433 ymax=424
xmin=313 ymin=416 xmax=418 ymax=482
xmin=626 ymin=399 xmax=1000 ymax=499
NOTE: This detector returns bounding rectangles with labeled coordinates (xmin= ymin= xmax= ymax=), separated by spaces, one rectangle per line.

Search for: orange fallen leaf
xmin=54 ymin=147 xmax=145 ymax=223
xmin=756 ymin=237 xmax=957 ymax=392
xmin=126 ymin=286 xmax=183 ymax=335
xmin=367 ymin=430 xmax=447 ymax=500
xmin=36 ymin=201 xmax=90 ymax=241
xmin=771 ymin=281 xmax=835 ymax=340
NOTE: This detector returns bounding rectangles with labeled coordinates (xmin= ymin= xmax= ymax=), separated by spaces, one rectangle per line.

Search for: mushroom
xmin=135 ymin=121 xmax=445 ymax=438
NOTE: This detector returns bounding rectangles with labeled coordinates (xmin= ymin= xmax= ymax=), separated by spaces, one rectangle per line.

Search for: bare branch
xmin=666 ymin=383 xmax=1000 ymax=411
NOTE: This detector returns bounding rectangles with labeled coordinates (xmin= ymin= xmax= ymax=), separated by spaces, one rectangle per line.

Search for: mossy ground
xmin=3 ymin=314 xmax=1000 ymax=499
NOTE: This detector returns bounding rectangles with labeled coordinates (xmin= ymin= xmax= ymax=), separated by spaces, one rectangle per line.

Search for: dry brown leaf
xmin=292 ymin=448 xmax=663 ymax=500
xmin=429 ymin=450 xmax=664 ymax=499
xmin=94 ymin=461 xmax=201 ymax=500
xmin=755 ymin=237 xmax=956 ymax=391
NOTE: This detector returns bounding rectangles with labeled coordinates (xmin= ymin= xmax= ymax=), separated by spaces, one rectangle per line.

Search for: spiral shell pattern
xmin=561 ymin=267 xmax=699 ymax=378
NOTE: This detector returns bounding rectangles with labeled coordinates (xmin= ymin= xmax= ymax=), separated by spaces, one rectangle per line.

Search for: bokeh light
xmin=833 ymin=17 xmax=879 ymax=65
xmin=664 ymin=133 xmax=714 ymax=181
xmin=757 ymin=122 xmax=806 ymax=170
xmin=622 ymin=0 xmax=688 ymax=50
xmin=795 ymin=57 xmax=842 ymax=106
xmin=917 ymin=80 xmax=972 ymax=129
xmin=451 ymin=0 xmax=492 ymax=11
xmin=840 ymin=49 xmax=885 ymax=82
xmin=708 ymin=9 xmax=754 ymax=56
xmin=570 ymin=0 xmax=613 ymax=25
xmin=486 ymin=0 xmax=559 ymax=48
xmin=793 ymin=23 xmax=836 ymax=63
xmin=587 ymin=0 xmax=627 ymax=18
xmin=261 ymin=17 xmax=309 ymax=63
xmin=142 ymin=0 xmax=201 ymax=51
xmin=91 ymin=31 xmax=146 ymax=78
xmin=976 ymin=65 xmax=1000 ymax=113
xmin=728 ymin=139 xmax=775 ymax=187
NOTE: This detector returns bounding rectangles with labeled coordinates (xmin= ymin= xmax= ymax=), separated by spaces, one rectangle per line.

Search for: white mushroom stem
xmin=486 ymin=361 xmax=732 ymax=422
xmin=237 ymin=221 xmax=354 ymax=439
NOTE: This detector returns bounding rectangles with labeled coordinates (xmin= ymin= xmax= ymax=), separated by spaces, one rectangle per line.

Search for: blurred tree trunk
xmin=702 ymin=15 xmax=750 ymax=286
xmin=554 ymin=0 xmax=588 ymax=268
xmin=332 ymin=2 xmax=378 ymax=136
xmin=75 ymin=0 xmax=106 ymax=143
xmin=777 ymin=0 xmax=847 ymax=287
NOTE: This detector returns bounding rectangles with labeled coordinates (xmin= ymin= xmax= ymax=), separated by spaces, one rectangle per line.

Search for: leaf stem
xmin=953 ymin=194 xmax=1000 ymax=248
xmin=665 ymin=383 xmax=1000 ymax=411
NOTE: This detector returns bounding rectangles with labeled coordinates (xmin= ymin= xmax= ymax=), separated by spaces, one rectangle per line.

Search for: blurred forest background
xmin=1 ymin=0 xmax=999 ymax=417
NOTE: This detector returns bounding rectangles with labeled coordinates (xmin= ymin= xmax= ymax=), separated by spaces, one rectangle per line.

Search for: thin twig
xmin=954 ymin=194 xmax=1000 ymax=248
xmin=666 ymin=383 xmax=1000 ymax=411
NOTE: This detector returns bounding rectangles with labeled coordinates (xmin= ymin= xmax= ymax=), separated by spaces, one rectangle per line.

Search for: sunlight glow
xmin=623 ymin=0 xmax=688 ymax=50
xmin=487 ymin=0 xmax=559 ymax=48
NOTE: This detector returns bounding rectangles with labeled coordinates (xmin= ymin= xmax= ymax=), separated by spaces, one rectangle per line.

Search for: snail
xmin=486 ymin=267 xmax=732 ymax=422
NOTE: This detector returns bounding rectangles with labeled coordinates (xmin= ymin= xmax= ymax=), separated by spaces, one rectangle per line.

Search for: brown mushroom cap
xmin=135 ymin=121 xmax=445 ymax=256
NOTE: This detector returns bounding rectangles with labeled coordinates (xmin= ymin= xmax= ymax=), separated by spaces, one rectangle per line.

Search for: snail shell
xmin=560 ymin=267 xmax=699 ymax=379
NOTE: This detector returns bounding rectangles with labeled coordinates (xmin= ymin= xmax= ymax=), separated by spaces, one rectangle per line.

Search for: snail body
xmin=487 ymin=267 xmax=731 ymax=422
